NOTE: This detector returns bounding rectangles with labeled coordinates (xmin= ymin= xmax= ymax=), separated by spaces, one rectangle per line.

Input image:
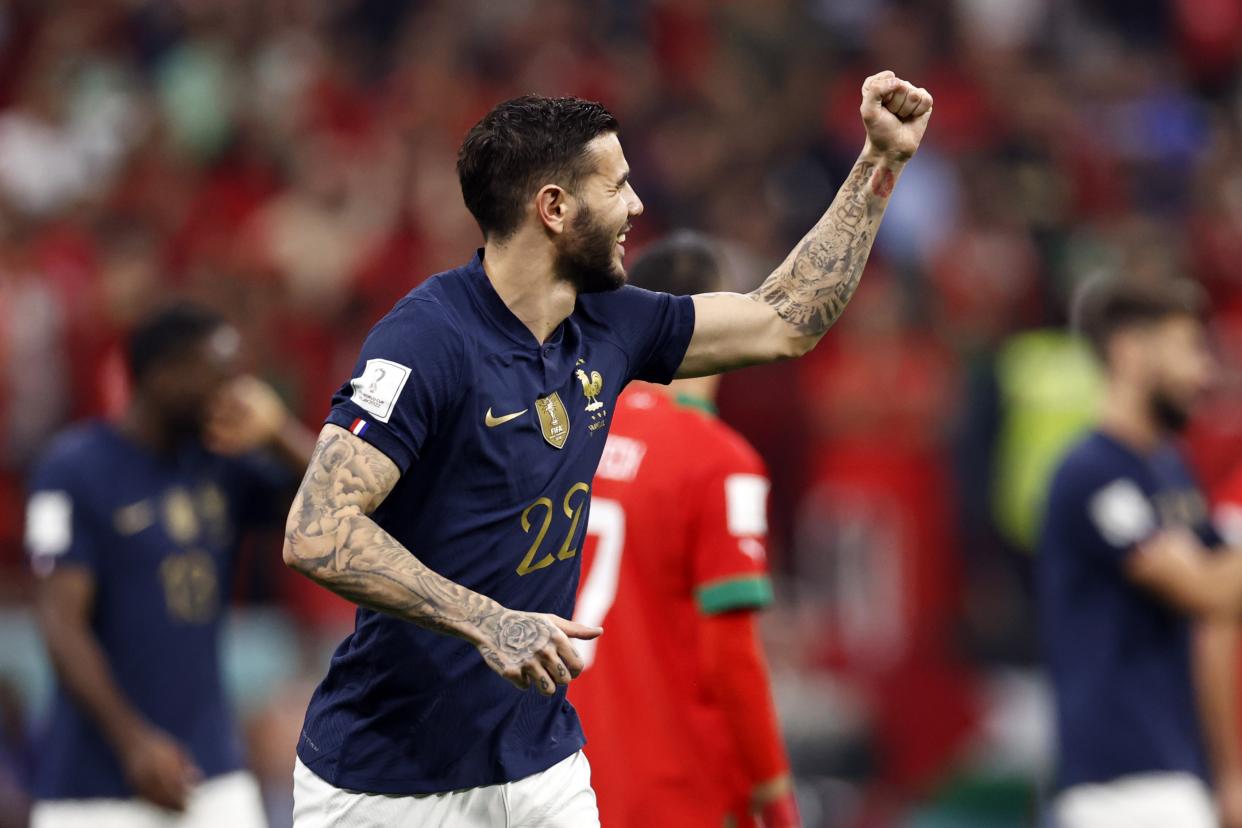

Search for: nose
xmin=628 ymin=188 xmax=644 ymax=218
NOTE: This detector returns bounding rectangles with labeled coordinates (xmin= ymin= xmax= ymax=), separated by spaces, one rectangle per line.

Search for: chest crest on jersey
xmin=575 ymin=361 xmax=609 ymax=432
xmin=163 ymin=489 xmax=201 ymax=544
xmin=535 ymin=392 xmax=571 ymax=449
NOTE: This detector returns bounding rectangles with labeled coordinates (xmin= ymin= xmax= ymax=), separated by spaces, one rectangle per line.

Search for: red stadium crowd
xmin=3 ymin=0 xmax=1242 ymax=825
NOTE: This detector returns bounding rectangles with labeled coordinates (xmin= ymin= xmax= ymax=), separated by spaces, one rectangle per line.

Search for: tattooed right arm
xmin=673 ymin=71 xmax=932 ymax=378
xmin=282 ymin=424 xmax=601 ymax=694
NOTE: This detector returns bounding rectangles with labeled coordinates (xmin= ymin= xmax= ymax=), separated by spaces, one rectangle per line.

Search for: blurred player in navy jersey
xmin=1040 ymin=276 xmax=1242 ymax=828
xmin=569 ymin=233 xmax=799 ymax=828
xmin=284 ymin=72 xmax=931 ymax=827
xmin=25 ymin=304 xmax=315 ymax=828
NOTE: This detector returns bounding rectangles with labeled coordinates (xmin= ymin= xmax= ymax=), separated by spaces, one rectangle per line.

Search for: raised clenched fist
xmin=860 ymin=70 xmax=933 ymax=163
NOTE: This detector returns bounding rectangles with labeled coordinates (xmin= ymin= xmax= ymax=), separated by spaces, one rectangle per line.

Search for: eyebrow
xmin=616 ymin=169 xmax=630 ymax=187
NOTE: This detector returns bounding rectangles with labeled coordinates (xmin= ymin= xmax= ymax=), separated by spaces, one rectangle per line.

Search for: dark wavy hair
xmin=457 ymin=95 xmax=619 ymax=240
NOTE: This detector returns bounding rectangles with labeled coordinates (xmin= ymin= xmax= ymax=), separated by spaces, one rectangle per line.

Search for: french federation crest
xmin=536 ymin=392 xmax=570 ymax=449
xmin=576 ymin=368 xmax=604 ymax=411
xmin=576 ymin=365 xmax=608 ymax=432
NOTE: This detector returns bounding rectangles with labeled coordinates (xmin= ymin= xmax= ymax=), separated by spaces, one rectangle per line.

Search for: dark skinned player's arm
xmin=37 ymin=567 xmax=150 ymax=754
xmin=282 ymin=424 xmax=601 ymax=695
xmin=676 ymin=72 xmax=932 ymax=378
xmin=36 ymin=566 xmax=199 ymax=809
xmin=267 ymin=416 xmax=317 ymax=472
xmin=700 ymin=610 xmax=798 ymax=825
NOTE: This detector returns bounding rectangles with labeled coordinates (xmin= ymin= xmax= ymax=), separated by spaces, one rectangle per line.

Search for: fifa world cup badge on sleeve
xmin=536 ymin=393 xmax=570 ymax=449
xmin=26 ymin=491 xmax=72 ymax=558
xmin=350 ymin=359 xmax=412 ymax=423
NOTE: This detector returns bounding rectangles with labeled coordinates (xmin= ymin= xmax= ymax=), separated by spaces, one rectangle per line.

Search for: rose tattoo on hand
xmin=474 ymin=609 xmax=597 ymax=697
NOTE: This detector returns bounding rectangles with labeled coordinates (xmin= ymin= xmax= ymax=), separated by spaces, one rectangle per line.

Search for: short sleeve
xmin=1082 ymin=477 xmax=1159 ymax=564
xmin=25 ymin=456 xmax=99 ymax=577
xmin=692 ymin=459 xmax=775 ymax=615
xmin=324 ymin=298 xmax=466 ymax=473
xmin=1157 ymin=449 xmax=1225 ymax=550
xmin=599 ymin=287 xmax=696 ymax=385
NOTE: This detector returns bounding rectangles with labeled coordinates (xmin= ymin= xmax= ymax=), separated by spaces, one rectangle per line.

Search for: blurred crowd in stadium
xmin=2 ymin=0 xmax=1242 ymax=826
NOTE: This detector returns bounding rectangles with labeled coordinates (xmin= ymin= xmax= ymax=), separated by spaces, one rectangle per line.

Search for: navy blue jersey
xmin=297 ymin=252 xmax=695 ymax=794
xmin=1039 ymin=430 xmax=1223 ymax=792
xmin=24 ymin=422 xmax=289 ymax=800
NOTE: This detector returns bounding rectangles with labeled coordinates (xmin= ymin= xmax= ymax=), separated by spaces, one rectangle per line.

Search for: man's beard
xmin=554 ymin=206 xmax=625 ymax=294
xmin=1149 ymin=388 xmax=1192 ymax=434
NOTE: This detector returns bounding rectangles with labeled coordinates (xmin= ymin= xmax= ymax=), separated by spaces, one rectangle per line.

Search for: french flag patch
xmin=350 ymin=417 xmax=369 ymax=437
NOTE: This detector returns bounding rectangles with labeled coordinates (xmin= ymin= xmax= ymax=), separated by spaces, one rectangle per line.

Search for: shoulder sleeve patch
xmin=1088 ymin=478 xmax=1157 ymax=548
xmin=725 ymin=473 xmax=769 ymax=536
xmin=349 ymin=358 xmax=413 ymax=424
xmin=26 ymin=490 xmax=72 ymax=557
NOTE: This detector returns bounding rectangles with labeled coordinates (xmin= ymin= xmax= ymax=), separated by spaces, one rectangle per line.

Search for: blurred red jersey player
xmin=570 ymin=233 xmax=799 ymax=828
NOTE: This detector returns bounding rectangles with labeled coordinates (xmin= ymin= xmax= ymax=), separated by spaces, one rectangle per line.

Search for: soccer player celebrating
xmin=569 ymin=232 xmax=798 ymax=828
xmin=285 ymin=71 xmax=931 ymax=827
xmin=25 ymin=304 xmax=315 ymax=828
xmin=1040 ymin=276 xmax=1242 ymax=828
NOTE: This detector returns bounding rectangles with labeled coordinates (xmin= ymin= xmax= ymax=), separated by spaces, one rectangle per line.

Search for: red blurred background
xmin=3 ymin=1 xmax=1242 ymax=826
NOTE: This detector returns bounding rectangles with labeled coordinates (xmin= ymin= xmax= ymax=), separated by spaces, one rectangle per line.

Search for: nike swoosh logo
xmin=485 ymin=407 xmax=528 ymax=427
xmin=114 ymin=501 xmax=156 ymax=536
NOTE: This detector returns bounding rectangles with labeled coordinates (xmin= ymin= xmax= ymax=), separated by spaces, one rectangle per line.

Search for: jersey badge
xmin=162 ymin=488 xmax=201 ymax=544
xmin=349 ymin=359 xmax=411 ymax=423
xmin=536 ymin=392 xmax=570 ymax=449
xmin=576 ymin=365 xmax=609 ymax=431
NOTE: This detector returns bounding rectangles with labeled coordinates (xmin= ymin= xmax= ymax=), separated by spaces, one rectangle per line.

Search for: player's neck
xmin=482 ymin=235 xmax=577 ymax=345
xmin=1098 ymin=382 xmax=1163 ymax=454
xmin=118 ymin=400 xmax=182 ymax=456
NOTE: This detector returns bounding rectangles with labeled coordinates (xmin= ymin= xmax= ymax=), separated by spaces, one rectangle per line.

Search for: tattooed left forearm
xmin=281 ymin=426 xmax=576 ymax=693
xmin=750 ymin=155 xmax=900 ymax=337
xmin=282 ymin=428 xmax=503 ymax=637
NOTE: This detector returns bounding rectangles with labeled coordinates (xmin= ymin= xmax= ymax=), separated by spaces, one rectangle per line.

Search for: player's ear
xmin=535 ymin=184 xmax=570 ymax=235
xmin=1106 ymin=329 xmax=1138 ymax=375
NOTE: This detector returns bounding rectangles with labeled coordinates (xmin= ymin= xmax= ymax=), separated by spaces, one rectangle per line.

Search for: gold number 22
xmin=515 ymin=482 xmax=591 ymax=576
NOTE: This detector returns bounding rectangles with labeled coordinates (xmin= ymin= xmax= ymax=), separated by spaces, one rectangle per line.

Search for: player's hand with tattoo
xmin=858 ymin=70 xmax=933 ymax=164
xmin=119 ymin=724 xmax=202 ymax=811
xmin=473 ymin=609 xmax=601 ymax=695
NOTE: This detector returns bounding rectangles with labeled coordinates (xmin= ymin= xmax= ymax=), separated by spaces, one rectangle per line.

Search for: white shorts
xmin=30 ymin=770 xmax=267 ymax=828
xmin=293 ymin=751 xmax=599 ymax=828
xmin=1053 ymin=772 xmax=1218 ymax=828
